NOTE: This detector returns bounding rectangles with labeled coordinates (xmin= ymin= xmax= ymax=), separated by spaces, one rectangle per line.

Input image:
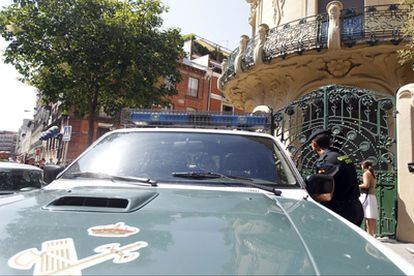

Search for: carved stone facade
xmin=246 ymin=0 xmax=259 ymax=36
xmin=272 ymin=0 xmax=286 ymax=26
xmin=221 ymin=0 xmax=414 ymax=241
xmin=222 ymin=45 xmax=414 ymax=111
xmin=222 ymin=1 xmax=411 ymax=111
xmin=248 ymin=0 xmax=404 ymax=34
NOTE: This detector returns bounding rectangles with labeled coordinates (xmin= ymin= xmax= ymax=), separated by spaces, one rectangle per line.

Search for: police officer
xmin=308 ymin=129 xmax=364 ymax=226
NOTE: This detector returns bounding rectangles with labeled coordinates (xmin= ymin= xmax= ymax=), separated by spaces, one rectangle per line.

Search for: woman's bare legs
xmin=366 ymin=218 xmax=376 ymax=236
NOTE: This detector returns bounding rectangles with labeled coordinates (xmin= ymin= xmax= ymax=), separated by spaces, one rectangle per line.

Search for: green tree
xmin=0 ymin=0 xmax=184 ymax=145
xmin=399 ymin=0 xmax=414 ymax=68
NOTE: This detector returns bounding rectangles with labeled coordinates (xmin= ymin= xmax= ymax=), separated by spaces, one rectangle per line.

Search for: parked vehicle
xmin=0 ymin=110 xmax=413 ymax=275
xmin=0 ymin=162 xmax=43 ymax=195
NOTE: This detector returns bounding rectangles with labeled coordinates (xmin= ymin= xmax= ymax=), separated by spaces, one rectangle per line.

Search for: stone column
xmin=234 ymin=35 xmax=250 ymax=75
xmin=396 ymin=84 xmax=414 ymax=242
xmin=254 ymin=24 xmax=269 ymax=66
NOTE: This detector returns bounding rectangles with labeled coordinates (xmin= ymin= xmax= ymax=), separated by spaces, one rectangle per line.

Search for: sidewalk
xmin=379 ymin=237 xmax=414 ymax=266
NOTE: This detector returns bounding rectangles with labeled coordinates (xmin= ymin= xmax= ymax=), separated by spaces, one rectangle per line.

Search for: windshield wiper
xmin=172 ymin=171 xmax=223 ymax=179
xmin=172 ymin=171 xmax=281 ymax=196
xmin=67 ymin=172 xmax=157 ymax=186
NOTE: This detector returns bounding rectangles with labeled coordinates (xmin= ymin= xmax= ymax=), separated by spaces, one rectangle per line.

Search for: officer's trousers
xmin=322 ymin=199 xmax=364 ymax=226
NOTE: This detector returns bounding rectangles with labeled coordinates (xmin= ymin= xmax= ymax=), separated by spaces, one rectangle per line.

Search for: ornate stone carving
xmin=326 ymin=1 xmax=343 ymax=50
xmin=223 ymin=42 xmax=414 ymax=112
xmin=244 ymin=99 xmax=256 ymax=111
xmin=246 ymin=0 xmax=259 ymax=30
xmin=328 ymin=60 xmax=350 ymax=77
xmin=324 ymin=59 xmax=357 ymax=78
xmin=228 ymin=86 xmax=249 ymax=110
xmin=234 ymin=35 xmax=250 ymax=75
xmin=273 ymin=0 xmax=286 ymax=26
xmin=253 ymin=24 xmax=269 ymax=66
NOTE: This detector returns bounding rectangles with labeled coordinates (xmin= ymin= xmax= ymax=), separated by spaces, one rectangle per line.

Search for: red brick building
xmin=171 ymin=59 xmax=234 ymax=113
xmin=171 ymin=35 xmax=236 ymax=113
xmin=21 ymin=36 xmax=240 ymax=164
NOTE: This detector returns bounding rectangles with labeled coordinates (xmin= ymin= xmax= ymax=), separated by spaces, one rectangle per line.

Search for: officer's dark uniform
xmin=310 ymin=130 xmax=364 ymax=226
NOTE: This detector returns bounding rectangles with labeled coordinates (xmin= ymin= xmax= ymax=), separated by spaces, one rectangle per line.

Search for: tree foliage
xmin=399 ymin=0 xmax=414 ymax=68
xmin=0 ymin=0 xmax=184 ymax=144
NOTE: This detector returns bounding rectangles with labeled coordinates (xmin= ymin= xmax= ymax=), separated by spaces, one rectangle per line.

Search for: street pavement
xmin=379 ymin=237 xmax=414 ymax=266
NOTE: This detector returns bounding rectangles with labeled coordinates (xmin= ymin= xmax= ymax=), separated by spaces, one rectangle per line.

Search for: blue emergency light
xmin=123 ymin=109 xmax=271 ymax=131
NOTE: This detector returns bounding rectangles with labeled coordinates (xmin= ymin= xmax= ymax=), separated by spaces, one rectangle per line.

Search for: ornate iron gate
xmin=274 ymin=85 xmax=397 ymax=236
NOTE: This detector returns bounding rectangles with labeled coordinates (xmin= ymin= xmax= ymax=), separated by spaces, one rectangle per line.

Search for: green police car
xmin=0 ymin=111 xmax=412 ymax=275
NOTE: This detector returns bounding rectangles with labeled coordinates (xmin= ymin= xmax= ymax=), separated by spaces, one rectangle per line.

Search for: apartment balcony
xmin=218 ymin=4 xmax=413 ymax=110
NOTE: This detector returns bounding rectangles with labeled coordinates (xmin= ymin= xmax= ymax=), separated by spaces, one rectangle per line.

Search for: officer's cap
xmin=307 ymin=128 xmax=331 ymax=143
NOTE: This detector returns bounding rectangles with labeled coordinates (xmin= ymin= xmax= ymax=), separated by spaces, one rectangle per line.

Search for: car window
xmin=0 ymin=169 xmax=43 ymax=191
xmin=62 ymin=132 xmax=299 ymax=187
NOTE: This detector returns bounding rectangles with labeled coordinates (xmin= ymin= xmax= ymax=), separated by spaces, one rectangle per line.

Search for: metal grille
xmin=341 ymin=4 xmax=411 ymax=47
xmin=274 ymin=85 xmax=397 ymax=236
xmin=263 ymin=13 xmax=328 ymax=61
xmin=242 ymin=37 xmax=256 ymax=70
xmin=219 ymin=48 xmax=239 ymax=88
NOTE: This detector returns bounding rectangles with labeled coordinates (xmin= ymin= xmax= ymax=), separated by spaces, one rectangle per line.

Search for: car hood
xmin=0 ymin=182 xmax=409 ymax=275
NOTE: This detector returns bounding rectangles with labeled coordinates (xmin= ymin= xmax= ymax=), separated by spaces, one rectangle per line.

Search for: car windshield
xmin=61 ymin=132 xmax=298 ymax=187
xmin=0 ymin=169 xmax=43 ymax=191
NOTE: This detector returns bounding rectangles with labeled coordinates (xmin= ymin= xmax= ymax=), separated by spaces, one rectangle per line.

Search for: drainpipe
xmin=62 ymin=115 xmax=70 ymax=165
xmin=206 ymin=68 xmax=213 ymax=111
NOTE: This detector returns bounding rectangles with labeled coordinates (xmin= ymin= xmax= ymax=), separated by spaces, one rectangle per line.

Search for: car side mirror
xmin=305 ymin=174 xmax=335 ymax=202
xmin=44 ymin=165 xmax=65 ymax=184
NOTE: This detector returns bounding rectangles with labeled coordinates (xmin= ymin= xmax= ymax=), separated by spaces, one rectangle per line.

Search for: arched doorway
xmin=274 ymin=85 xmax=397 ymax=236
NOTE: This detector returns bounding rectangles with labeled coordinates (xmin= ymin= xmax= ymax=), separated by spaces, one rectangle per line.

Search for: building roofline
xmin=185 ymin=34 xmax=232 ymax=54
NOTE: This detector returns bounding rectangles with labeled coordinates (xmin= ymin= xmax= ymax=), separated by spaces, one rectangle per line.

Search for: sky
xmin=0 ymin=0 xmax=250 ymax=132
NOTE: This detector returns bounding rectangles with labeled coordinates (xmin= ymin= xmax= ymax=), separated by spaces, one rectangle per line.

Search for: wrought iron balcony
xmin=341 ymin=4 xmax=410 ymax=47
xmin=219 ymin=48 xmax=238 ymax=89
xmin=263 ymin=13 xmax=328 ymax=61
xmin=219 ymin=4 xmax=411 ymax=89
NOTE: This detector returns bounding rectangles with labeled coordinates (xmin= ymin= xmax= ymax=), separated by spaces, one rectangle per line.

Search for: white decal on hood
xmin=88 ymin=222 xmax=139 ymax=237
xmin=8 ymin=238 xmax=148 ymax=276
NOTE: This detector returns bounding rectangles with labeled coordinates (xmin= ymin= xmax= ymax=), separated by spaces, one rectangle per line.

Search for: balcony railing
xmin=242 ymin=36 xmax=257 ymax=70
xmin=219 ymin=48 xmax=238 ymax=89
xmin=341 ymin=4 xmax=410 ymax=47
xmin=264 ymin=13 xmax=328 ymax=61
xmin=220 ymin=4 xmax=411 ymax=88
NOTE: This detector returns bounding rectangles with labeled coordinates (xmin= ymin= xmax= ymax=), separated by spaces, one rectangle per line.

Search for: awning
xmin=39 ymin=126 xmax=60 ymax=141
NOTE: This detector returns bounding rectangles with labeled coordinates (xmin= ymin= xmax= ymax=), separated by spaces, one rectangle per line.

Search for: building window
xmin=164 ymin=104 xmax=174 ymax=110
xmin=222 ymin=105 xmax=234 ymax=113
xmin=97 ymin=127 xmax=110 ymax=139
xmin=187 ymin=77 xmax=199 ymax=97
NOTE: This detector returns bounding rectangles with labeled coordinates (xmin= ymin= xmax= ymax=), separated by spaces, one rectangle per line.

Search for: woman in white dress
xmin=359 ymin=160 xmax=378 ymax=236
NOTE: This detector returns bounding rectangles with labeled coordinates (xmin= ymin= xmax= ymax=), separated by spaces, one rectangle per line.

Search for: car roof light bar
xmin=121 ymin=109 xmax=271 ymax=132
